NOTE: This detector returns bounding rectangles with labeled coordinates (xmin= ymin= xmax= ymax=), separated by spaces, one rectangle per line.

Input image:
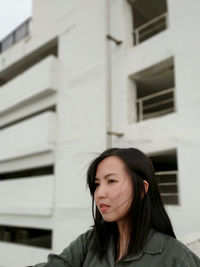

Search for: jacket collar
xmin=122 ymin=230 xmax=165 ymax=262
xmin=143 ymin=230 xmax=164 ymax=254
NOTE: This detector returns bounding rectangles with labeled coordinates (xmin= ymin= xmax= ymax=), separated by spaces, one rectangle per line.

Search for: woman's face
xmin=94 ymin=156 xmax=133 ymax=224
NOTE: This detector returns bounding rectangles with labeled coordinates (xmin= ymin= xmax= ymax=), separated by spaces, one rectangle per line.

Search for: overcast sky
xmin=0 ymin=0 xmax=32 ymax=39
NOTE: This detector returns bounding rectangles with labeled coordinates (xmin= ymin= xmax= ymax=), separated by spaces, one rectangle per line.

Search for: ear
xmin=143 ymin=180 xmax=149 ymax=194
xmin=141 ymin=180 xmax=149 ymax=198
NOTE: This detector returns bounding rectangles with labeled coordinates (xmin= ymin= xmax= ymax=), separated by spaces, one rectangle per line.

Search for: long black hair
xmin=87 ymin=147 xmax=176 ymax=259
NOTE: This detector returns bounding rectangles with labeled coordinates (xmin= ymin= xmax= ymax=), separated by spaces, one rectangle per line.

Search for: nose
xmin=95 ymin=183 xmax=106 ymax=199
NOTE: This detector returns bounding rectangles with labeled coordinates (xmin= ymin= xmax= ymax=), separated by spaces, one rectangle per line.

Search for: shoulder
xmin=163 ymin=234 xmax=200 ymax=266
xmin=155 ymin=231 xmax=200 ymax=266
xmin=62 ymin=228 xmax=94 ymax=250
xmin=31 ymin=229 xmax=96 ymax=267
xmin=143 ymin=230 xmax=200 ymax=266
xmin=164 ymin=233 xmax=194 ymax=255
xmin=60 ymin=228 xmax=95 ymax=259
xmin=69 ymin=228 xmax=94 ymax=245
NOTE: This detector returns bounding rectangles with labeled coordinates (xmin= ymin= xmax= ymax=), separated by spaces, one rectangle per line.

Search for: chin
xmin=102 ymin=215 xmax=116 ymax=222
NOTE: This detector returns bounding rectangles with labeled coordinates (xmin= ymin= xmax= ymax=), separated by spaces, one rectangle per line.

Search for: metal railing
xmin=155 ymin=170 xmax=178 ymax=205
xmin=136 ymin=87 xmax=174 ymax=121
xmin=0 ymin=18 xmax=31 ymax=54
xmin=133 ymin=12 xmax=168 ymax=45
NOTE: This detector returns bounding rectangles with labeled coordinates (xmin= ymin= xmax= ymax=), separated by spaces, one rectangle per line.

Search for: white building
xmin=0 ymin=0 xmax=200 ymax=266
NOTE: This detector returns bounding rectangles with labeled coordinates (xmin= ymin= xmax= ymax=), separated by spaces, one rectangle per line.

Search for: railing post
xmin=135 ymin=29 xmax=139 ymax=45
xmin=13 ymin=31 xmax=16 ymax=44
xmin=165 ymin=12 xmax=169 ymax=28
xmin=138 ymin=100 xmax=143 ymax=121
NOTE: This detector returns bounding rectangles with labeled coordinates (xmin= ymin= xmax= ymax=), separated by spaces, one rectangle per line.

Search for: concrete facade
xmin=0 ymin=0 xmax=200 ymax=266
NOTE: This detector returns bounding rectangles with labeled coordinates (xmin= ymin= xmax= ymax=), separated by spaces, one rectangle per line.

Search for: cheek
xmin=111 ymin=185 xmax=133 ymax=205
xmin=108 ymin=187 xmax=121 ymax=201
xmin=119 ymin=185 xmax=133 ymax=205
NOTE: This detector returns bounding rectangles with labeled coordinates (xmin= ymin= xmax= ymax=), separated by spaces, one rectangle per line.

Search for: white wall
xmin=53 ymin=0 xmax=107 ymax=251
xmin=0 ymin=242 xmax=51 ymax=267
xmin=0 ymin=176 xmax=53 ymax=216
xmin=110 ymin=0 xmax=200 ymax=237
xmin=0 ymin=112 xmax=56 ymax=161
xmin=0 ymin=0 xmax=200 ymax=266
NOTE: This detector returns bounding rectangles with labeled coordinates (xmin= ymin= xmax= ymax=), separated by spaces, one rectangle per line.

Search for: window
xmin=1 ymin=34 xmax=14 ymax=52
xmin=14 ymin=20 xmax=29 ymax=42
xmin=149 ymin=149 xmax=179 ymax=205
xmin=130 ymin=57 xmax=175 ymax=122
xmin=0 ymin=225 xmax=52 ymax=248
xmin=0 ymin=165 xmax=54 ymax=181
xmin=128 ymin=0 xmax=168 ymax=45
xmin=0 ymin=18 xmax=31 ymax=53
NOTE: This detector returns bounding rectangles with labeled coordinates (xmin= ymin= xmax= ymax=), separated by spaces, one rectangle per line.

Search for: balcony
xmin=149 ymin=149 xmax=179 ymax=205
xmin=0 ymin=55 xmax=58 ymax=115
xmin=133 ymin=13 xmax=168 ymax=45
xmin=0 ymin=111 xmax=56 ymax=161
xmin=155 ymin=170 xmax=178 ymax=205
xmin=0 ymin=176 xmax=53 ymax=216
xmin=137 ymin=87 xmax=175 ymax=121
xmin=129 ymin=0 xmax=168 ymax=45
xmin=130 ymin=57 xmax=175 ymax=122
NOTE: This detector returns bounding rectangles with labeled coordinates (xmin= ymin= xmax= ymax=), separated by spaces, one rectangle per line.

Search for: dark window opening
xmin=0 ymin=165 xmax=54 ymax=180
xmin=131 ymin=57 xmax=175 ymax=121
xmin=0 ymin=18 xmax=31 ymax=54
xmin=128 ymin=0 xmax=168 ymax=45
xmin=149 ymin=149 xmax=179 ymax=205
xmin=0 ymin=225 xmax=52 ymax=249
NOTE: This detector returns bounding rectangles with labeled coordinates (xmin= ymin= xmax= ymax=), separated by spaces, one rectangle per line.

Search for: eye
xmin=108 ymin=179 xmax=116 ymax=184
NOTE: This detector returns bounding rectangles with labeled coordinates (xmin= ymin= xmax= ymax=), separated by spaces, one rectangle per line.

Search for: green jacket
xmin=32 ymin=229 xmax=200 ymax=267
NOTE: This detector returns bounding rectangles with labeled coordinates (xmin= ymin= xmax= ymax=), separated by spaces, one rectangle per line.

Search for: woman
xmin=32 ymin=148 xmax=200 ymax=266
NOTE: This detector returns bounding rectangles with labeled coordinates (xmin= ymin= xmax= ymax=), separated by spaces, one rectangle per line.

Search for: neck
xmin=117 ymin=219 xmax=130 ymax=241
xmin=116 ymin=220 xmax=130 ymax=262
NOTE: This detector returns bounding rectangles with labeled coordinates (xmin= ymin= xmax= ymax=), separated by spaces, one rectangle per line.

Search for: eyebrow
xmin=95 ymin=173 xmax=117 ymax=181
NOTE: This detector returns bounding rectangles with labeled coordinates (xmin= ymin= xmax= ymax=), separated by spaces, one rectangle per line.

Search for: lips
xmin=98 ymin=203 xmax=110 ymax=213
